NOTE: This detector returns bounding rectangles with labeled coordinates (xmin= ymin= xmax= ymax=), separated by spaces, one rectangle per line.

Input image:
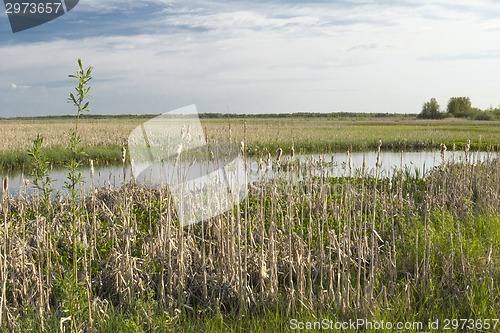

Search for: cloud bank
xmin=1 ymin=0 xmax=500 ymax=116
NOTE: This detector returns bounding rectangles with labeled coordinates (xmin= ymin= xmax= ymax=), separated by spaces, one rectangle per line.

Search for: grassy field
xmin=0 ymin=116 xmax=499 ymax=171
xmin=204 ymin=117 xmax=500 ymax=154
xmin=0 ymin=144 xmax=498 ymax=332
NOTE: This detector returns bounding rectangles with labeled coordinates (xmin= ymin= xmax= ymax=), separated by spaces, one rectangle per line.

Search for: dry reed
xmin=0 ymin=144 xmax=498 ymax=331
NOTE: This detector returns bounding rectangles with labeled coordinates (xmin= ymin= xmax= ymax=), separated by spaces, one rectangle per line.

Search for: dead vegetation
xmin=0 ymin=149 xmax=499 ymax=331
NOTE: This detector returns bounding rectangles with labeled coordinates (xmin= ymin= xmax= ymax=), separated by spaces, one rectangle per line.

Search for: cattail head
xmin=121 ymin=145 xmax=127 ymax=164
xmin=276 ymin=147 xmax=283 ymax=162
xmin=2 ymin=177 xmax=8 ymax=194
xmin=176 ymin=143 xmax=183 ymax=156
xmin=240 ymin=141 xmax=245 ymax=155
xmin=376 ymin=139 xmax=382 ymax=168
xmin=90 ymin=159 xmax=94 ymax=178
xmin=465 ymin=139 xmax=471 ymax=162
xmin=362 ymin=154 xmax=367 ymax=175
xmin=180 ymin=125 xmax=186 ymax=139
xmin=175 ymin=143 xmax=183 ymax=166
xmin=440 ymin=143 xmax=447 ymax=164
xmin=290 ymin=144 xmax=295 ymax=159
xmin=348 ymin=145 xmax=353 ymax=174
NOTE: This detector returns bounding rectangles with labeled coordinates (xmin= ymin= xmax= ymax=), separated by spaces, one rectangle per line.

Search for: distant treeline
xmin=0 ymin=114 xmax=157 ymax=121
xmin=199 ymin=112 xmax=415 ymax=119
xmin=1 ymin=112 xmax=416 ymax=121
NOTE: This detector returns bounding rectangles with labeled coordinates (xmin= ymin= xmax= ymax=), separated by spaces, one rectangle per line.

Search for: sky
xmin=1 ymin=0 xmax=500 ymax=117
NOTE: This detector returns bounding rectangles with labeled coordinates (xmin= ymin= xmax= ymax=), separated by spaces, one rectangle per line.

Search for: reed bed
xmin=0 ymin=145 xmax=499 ymax=332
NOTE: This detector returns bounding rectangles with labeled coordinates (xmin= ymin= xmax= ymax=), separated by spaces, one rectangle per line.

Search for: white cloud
xmin=1 ymin=0 xmax=500 ymax=116
xmin=78 ymin=0 xmax=174 ymax=13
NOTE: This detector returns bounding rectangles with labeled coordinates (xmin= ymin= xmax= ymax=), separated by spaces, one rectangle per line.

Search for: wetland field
xmin=0 ymin=116 xmax=498 ymax=171
xmin=0 ymin=116 xmax=499 ymax=332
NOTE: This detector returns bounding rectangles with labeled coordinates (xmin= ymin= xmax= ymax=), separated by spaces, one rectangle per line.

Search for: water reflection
xmin=1 ymin=150 xmax=497 ymax=198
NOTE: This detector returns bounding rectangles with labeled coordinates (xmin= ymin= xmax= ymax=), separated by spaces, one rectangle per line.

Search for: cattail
xmin=89 ymin=159 xmax=95 ymax=190
xmin=121 ymin=145 xmax=127 ymax=164
xmin=440 ymin=143 xmax=447 ymax=164
xmin=266 ymin=152 xmax=272 ymax=170
xmin=290 ymin=144 xmax=295 ymax=159
xmin=465 ymin=139 xmax=471 ymax=163
xmin=362 ymin=154 xmax=367 ymax=176
xmin=275 ymin=148 xmax=283 ymax=171
xmin=240 ymin=141 xmax=245 ymax=155
xmin=121 ymin=145 xmax=127 ymax=185
xmin=348 ymin=146 xmax=353 ymax=176
xmin=276 ymin=148 xmax=283 ymax=163
xmin=90 ymin=159 xmax=94 ymax=179
xmin=376 ymin=138 xmax=382 ymax=169
xmin=259 ymin=157 xmax=264 ymax=171
xmin=176 ymin=143 xmax=183 ymax=156
xmin=175 ymin=143 xmax=183 ymax=166
xmin=180 ymin=125 xmax=186 ymax=139
xmin=2 ymin=177 xmax=8 ymax=194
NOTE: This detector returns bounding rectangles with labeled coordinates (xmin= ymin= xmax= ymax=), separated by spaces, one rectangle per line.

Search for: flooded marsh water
xmin=1 ymin=150 xmax=497 ymax=198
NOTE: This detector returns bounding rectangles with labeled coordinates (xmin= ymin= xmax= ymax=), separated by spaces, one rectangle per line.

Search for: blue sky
xmin=1 ymin=0 xmax=500 ymax=117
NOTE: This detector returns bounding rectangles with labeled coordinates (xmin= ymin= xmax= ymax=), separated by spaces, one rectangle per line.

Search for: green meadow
xmin=0 ymin=116 xmax=498 ymax=171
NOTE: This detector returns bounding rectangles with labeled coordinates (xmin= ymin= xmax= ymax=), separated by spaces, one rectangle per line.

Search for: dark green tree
xmin=418 ymin=98 xmax=443 ymax=119
xmin=447 ymin=96 xmax=472 ymax=118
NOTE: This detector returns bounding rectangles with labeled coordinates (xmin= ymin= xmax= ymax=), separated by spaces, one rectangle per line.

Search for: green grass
xmin=0 ymin=144 xmax=122 ymax=172
xmin=221 ymin=118 xmax=500 ymax=155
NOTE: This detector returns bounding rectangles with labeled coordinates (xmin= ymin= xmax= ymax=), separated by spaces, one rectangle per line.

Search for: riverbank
xmin=0 ymin=117 xmax=498 ymax=172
